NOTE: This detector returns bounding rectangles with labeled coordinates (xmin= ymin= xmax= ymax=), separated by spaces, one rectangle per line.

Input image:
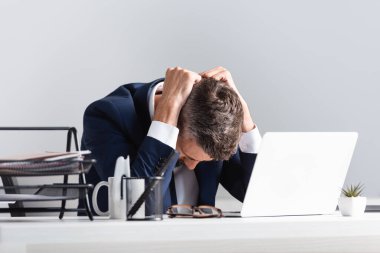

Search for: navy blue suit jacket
xmin=81 ymin=79 xmax=257 ymax=212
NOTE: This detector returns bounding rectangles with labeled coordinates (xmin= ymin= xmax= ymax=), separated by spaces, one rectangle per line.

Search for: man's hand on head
xmin=154 ymin=67 xmax=201 ymax=127
xmin=200 ymin=66 xmax=240 ymax=96
xmin=200 ymin=66 xmax=256 ymax=132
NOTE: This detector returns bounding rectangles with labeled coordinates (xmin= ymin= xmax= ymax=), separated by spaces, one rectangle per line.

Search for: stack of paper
xmin=0 ymin=150 xmax=91 ymax=162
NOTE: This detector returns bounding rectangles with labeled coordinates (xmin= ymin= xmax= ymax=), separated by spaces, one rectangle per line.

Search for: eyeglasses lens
xmin=198 ymin=207 xmax=218 ymax=215
xmin=171 ymin=206 xmax=193 ymax=215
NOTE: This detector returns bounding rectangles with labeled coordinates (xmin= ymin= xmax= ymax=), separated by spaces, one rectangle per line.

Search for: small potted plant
xmin=338 ymin=183 xmax=366 ymax=216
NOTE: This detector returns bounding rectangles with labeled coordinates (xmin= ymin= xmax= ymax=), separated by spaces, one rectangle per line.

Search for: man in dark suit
xmin=81 ymin=66 xmax=261 ymax=213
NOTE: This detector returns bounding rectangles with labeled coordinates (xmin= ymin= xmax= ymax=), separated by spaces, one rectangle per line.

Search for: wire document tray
xmin=0 ymin=184 xmax=91 ymax=201
xmin=0 ymin=127 xmax=95 ymax=220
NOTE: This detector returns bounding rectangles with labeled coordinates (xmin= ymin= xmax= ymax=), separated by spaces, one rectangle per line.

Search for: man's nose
xmin=185 ymin=160 xmax=199 ymax=170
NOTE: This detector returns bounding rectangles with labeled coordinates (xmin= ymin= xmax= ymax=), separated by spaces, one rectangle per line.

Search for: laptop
xmin=226 ymin=132 xmax=358 ymax=217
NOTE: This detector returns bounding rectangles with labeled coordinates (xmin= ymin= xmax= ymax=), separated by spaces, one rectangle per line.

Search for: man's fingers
xmin=181 ymin=69 xmax=201 ymax=83
xmin=166 ymin=66 xmax=183 ymax=74
xmin=200 ymin=66 xmax=226 ymax=77
xmin=210 ymin=71 xmax=228 ymax=81
xmin=166 ymin=67 xmax=174 ymax=74
xmin=166 ymin=66 xmax=202 ymax=86
xmin=194 ymin=73 xmax=202 ymax=83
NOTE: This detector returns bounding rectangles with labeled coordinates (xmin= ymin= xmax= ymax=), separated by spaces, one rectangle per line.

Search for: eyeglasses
xmin=167 ymin=204 xmax=223 ymax=218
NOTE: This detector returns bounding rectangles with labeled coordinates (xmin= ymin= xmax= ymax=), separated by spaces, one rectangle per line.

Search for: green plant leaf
xmin=341 ymin=183 xmax=364 ymax=197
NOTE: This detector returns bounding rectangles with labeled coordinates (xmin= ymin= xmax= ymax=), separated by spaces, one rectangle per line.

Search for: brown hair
xmin=178 ymin=77 xmax=243 ymax=160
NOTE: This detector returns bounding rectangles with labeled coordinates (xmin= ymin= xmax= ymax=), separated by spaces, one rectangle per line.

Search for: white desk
xmin=1 ymin=212 xmax=380 ymax=253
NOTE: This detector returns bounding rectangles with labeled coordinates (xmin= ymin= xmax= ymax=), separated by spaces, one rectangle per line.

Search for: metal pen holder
xmin=121 ymin=176 xmax=164 ymax=221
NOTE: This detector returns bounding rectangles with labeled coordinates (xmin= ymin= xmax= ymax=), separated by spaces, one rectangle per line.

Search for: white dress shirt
xmin=146 ymin=81 xmax=262 ymax=205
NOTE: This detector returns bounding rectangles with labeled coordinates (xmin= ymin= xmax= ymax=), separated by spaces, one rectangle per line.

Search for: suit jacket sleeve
xmin=82 ymin=93 xmax=176 ymax=198
xmin=219 ymin=149 xmax=257 ymax=202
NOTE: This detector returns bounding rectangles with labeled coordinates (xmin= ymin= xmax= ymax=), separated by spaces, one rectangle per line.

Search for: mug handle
xmin=92 ymin=181 xmax=109 ymax=216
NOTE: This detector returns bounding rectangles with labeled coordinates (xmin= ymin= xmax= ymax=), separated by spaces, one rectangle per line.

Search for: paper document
xmin=0 ymin=150 xmax=91 ymax=162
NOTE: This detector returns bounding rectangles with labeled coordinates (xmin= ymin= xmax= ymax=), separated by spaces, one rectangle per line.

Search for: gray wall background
xmin=0 ymin=0 xmax=379 ymax=200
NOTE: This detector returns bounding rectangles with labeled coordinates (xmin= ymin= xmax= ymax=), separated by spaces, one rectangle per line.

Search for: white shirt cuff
xmin=147 ymin=121 xmax=179 ymax=149
xmin=239 ymin=127 xmax=262 ymax=154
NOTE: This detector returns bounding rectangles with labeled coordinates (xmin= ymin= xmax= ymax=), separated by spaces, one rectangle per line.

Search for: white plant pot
xmin=338 ymin=196 xmax=367 ymax=217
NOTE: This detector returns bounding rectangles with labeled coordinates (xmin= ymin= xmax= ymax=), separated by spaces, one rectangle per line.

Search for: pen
xmin=127 ymin=150 xmax=178 ymax=219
